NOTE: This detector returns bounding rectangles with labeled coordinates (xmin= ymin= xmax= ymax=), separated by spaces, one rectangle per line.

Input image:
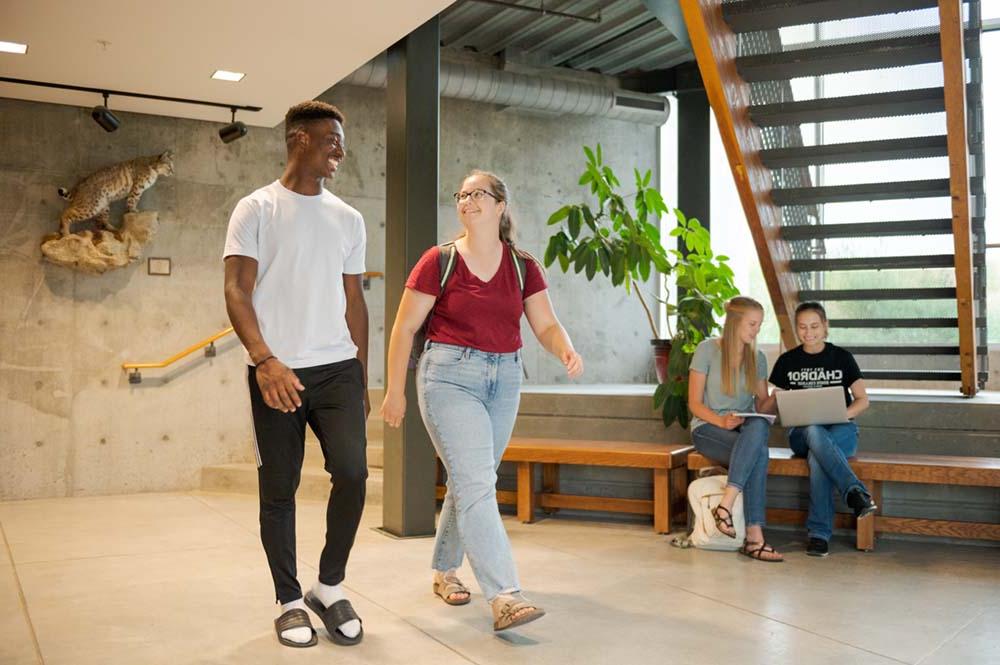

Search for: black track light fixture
xmin=91 ymin=92 xmax=121 ymax=132
xmin=0 ymin=77 xmax=262 ymax=135
xmin=219 ymin=107 xmax=248 ymax=144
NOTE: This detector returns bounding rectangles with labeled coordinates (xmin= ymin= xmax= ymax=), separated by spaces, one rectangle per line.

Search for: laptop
xmin=775 ymin=386 xmax=848 ymax=427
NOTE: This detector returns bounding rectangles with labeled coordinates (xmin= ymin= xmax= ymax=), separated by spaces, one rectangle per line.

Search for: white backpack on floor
xmin=685 ymin=474 xmax=745 ymax=551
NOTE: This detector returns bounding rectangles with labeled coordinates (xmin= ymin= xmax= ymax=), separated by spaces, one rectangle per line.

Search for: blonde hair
xmin=720 ymin=296 xmax=765 ymax=396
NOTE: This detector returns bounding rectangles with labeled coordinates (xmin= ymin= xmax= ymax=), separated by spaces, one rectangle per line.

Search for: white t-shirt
xmin=223 ymin=180 xmax=366 ymax=369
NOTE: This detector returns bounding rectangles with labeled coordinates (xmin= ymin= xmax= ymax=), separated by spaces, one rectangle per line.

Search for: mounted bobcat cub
xmin=57 ymin=151 xmax=174 ymax=236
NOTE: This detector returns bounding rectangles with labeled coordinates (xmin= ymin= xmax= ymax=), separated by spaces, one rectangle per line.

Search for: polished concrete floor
xmin=1 ymin=491 xmax=998 ymax=665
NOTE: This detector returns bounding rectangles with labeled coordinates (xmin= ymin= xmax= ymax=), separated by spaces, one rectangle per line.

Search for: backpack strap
xmin=437 ymin=242 xmax=458 ymax=295
xmin=509 ymin=244 xmax=527 ymax=295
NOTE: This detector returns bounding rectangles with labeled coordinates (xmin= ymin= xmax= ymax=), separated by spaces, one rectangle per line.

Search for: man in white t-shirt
xmin=223 ymin=101 xmax=369 ymax=649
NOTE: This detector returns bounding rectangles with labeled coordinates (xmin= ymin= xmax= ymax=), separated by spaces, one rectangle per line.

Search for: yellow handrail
xmin=123 ymin=327 xmax=234 ymax=372
xmin=122 ymin=272 xmax=384 ymax=381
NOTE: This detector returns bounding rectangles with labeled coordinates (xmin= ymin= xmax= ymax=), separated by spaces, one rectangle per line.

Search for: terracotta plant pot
xmin=650 ymin=339 xmax=672 ymax=384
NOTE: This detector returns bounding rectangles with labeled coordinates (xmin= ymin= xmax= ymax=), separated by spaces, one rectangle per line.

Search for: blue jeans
xmin=416 ymin=342 xmax=522 ymax=601
xmin=691 ymin=418 xmax=771 ymax=527
xmin=788 ymin=422 xmax=866 ymax=541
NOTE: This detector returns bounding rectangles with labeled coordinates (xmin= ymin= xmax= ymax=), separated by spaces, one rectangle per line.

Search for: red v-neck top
xmin=406 ymin=245 xmax=547 ymax=352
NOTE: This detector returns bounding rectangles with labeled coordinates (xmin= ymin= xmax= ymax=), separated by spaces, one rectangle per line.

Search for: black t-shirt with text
xmin=768 ymin=342 xmax=862 ymax=407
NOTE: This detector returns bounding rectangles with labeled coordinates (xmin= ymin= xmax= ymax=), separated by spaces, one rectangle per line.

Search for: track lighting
xmin=0 ymin=77 xmax=261 ymax=134
xmin=91 ymin=92 xmax=121 ymax=132
xmin=219 ymin=107 xmax=248 ymax=144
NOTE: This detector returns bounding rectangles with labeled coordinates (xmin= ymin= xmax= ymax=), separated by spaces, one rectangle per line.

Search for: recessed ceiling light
xmin=212 ymin=70 xmax=245 ymax=82
xmin=0 ymin=41 xmax=28 ymax=55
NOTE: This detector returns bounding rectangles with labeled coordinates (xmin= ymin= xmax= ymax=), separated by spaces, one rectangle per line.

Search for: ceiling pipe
xmin=342 ymin=55 xmax=670 ymax=126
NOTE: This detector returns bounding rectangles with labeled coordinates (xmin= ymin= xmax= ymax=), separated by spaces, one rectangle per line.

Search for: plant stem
xmin=634 ymin=285 xmax=660 ymax=339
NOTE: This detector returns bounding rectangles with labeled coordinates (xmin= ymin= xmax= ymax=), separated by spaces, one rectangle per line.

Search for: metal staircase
xmin=692 ymin=0 xmax=988 ymax=391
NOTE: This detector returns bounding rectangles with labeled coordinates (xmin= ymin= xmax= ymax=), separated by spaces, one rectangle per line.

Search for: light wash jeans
xmin=690 ymin=418 xmax=771 ymax=527
xmin=788 ymin=422 xmax=866 ymax=541
xmin=416 ymin=342 xmax=522 ymax=601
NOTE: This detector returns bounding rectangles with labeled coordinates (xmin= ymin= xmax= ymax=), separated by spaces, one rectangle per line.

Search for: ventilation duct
xmin=343 ymin=56 xmax=670 ymax=126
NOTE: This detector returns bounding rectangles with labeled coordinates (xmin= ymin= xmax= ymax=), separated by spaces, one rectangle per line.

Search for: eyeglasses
xmin=453 ymin=189 xmax=500 ymax=204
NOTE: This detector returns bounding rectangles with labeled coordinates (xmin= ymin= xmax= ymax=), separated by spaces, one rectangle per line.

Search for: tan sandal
xmin=433 ymin=572 xmax=471 ymax=606
xmin=491 ymin=593 xmax=545 ymax=632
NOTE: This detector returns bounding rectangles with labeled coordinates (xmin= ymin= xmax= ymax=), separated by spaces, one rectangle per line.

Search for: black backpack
xmin=409 ymin=241 xmax=527 ymax=369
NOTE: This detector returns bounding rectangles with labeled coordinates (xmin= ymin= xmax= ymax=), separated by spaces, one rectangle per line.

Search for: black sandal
xmin=304 ymin=592 xmax=364 ymax=646
xmin=739 ymin=540 xmax=784 ymax=563
xmin=274 ymin=608 xmax=318 ymax=648
xmin=712 ymin=505 xmax=737 ymax=539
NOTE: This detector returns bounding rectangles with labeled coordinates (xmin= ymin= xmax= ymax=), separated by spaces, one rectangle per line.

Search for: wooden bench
xmin=687 ymin=448 xmax=1000 ymax=550
xmin=436 ymin=437 xmax=693 ymax=533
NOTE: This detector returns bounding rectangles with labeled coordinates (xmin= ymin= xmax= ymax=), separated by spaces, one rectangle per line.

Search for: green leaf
xmin=585 ymin=252 xmax=597 ymax=280
xmin=583 ymin=145 xmax=596 ymax=165
xmin=643 ymin=169 xmax=652 ymax=187
xmin=581 ymin=206 xmax=597 ymax=233
xmin=547 ymin=205 xmax=571 ymax=226
xmin=544 ymin=236 xmax=558 ymax=267
xmin=653 ymin=382 xmax=669 ymax=409
xmin=572 ymin=244 xmax=589 ymax=273
xmin=638 ymin=248 xmax=651 ymax=282
xmin=568 ymin=207 xmax=582 ymax=239
xmin=596 ymin=143 xmax=603 ymax=165
xmin=611 ymin=250 xmax=625 ymax=285
xmin=643 ymin=222 xmax=661 ymax=244
xmin=558 ymin=254 xmax=570 ymax=272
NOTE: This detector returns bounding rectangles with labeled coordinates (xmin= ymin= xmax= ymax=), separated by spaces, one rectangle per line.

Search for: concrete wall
xmin=322 ymin=84 xmax=660 ymax=388
xmin=0 ymin=84 xmax=659 ymax=500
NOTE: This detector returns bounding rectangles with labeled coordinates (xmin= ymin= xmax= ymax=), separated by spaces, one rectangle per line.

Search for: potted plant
xmin=544 ymin=144 xmax=738 ymax=428
xmin=653 ymin=212 xmax=739 ymax=428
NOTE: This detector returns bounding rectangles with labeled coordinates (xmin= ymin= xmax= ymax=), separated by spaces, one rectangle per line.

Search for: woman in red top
xmin=381 ymin=170 xmax=583 ymax=632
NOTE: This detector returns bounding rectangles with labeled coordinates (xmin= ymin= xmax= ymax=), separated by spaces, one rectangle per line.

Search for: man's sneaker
xmin=847 ymin=488 xmax=878 ymax=519
xmin=806 ymin=537 xmax=829 ymax=557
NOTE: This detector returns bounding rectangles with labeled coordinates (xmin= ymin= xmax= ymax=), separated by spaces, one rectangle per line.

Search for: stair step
xmin=862 ymin=370 xmax=962 ymax=381
xmin=752 ymin=87 xmax=946 ymax=126
xmin=844 ymin=345 xmax=960 ymax=355
xmin=790 ymin=254 xmax=952 ymax=271
xmin=829 ymin=317 xmax=986 ymax=328
xmin=798 ymin=287 xmax=956 ymax=300
xmin=760 ymin=135 xmax=948 ymax=168
xmin=722 ymin=0 xmax=937 ymax=34
xmin=201 ymin=464 xmax=384 ymax=503
xmin=771 ymin=178 xmax=985 ymax=206
xmin=780 ymin=218 xmax=985 ymax=240
xmin=737 ymin=32 xmax=949 ymax=82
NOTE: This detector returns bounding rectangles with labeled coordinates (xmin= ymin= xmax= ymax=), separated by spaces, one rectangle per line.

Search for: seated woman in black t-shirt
xmin=769 ymin=302 xmax=878 ymax=557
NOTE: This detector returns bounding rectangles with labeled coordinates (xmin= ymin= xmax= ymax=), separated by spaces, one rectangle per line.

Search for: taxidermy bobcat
xmin=57 ymin=151 xmax=174 ymax=236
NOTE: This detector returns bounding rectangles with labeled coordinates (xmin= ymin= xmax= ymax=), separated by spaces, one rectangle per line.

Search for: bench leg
xmin=541 ymin=463 xmax=560 ymax=514
xmin=517 ymin=462 xmax=537 ymax=524
xmin=670 ymin=466 xmax=687 ymax=529
xmin=653 ymin=468 xmax=669 ymax=534
xmin=856 ymin=478 xmax=880 ymax=551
